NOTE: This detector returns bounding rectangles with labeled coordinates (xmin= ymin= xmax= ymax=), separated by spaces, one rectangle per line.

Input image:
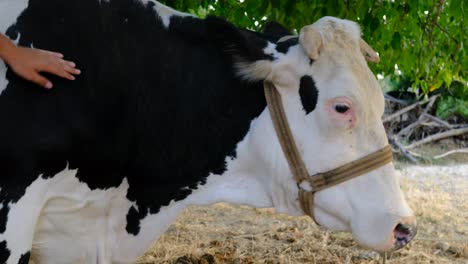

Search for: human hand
xmin=3 ymin=46 xmax=81 ymax=89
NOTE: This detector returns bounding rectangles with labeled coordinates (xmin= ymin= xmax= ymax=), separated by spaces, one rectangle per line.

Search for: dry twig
xmin=384 ymin=94 xmax=410 ymax=106
xmin=397 ymin=95 xmax=439 ymax=138
xmin=434 ymin=148 xmax=468 ymax=159
xmin=406 ymin=127 xmax=468 ymax=149
xmin=423 ymin=114 xmax=452 ymax=129
xmin=383 ymin=100 xmax=425 ymax=123
xmin=389 ymin=137 xmax=418 ymax=163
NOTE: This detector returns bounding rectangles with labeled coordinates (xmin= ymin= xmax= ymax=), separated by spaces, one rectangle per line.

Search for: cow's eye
xmin=334 ymin=104 xmax=350 ymax=114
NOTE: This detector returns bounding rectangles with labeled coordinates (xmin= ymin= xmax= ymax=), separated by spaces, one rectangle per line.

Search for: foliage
xmin=437 ymin=96 xmax=468 ymax=119
xmin=159 ymin=0 xmax=467 ymax=118
xmin=436 ymin=81 xmax=468 ymax=119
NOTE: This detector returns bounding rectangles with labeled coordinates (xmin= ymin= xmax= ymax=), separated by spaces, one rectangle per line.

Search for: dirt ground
xmin=138 ymin=160 xmax=468 ymax=264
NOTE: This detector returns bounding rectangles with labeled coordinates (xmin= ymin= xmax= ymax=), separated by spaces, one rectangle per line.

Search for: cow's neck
xmin=152 ymin=170 xmax=272 ymax=231
xmin=115 ymin=149 xmax=274 ymax=262
xmin=186 ymin=171 xmax=272 ymax=208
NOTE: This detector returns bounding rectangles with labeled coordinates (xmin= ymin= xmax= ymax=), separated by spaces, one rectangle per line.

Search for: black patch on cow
xmin=206 ymin=16 xmax=274 ymax=62
xmin=0 ymin=201 xmax=9 ymax=233
xmin=146 ymin=0 xmax=155 ymax=8
xmin=5 ymin=24 xmax=19 ymax=40
xmin=18 ymin=251 xmax=31 ymax=264
xmin=299 ymin=75 xmax=319 ymax=114
xmin=0 ymin=241 xmax=10 ymax=263
xmin=1 ymin=0 xmax=268 ymax=240
xmin=262 ymin=21 xmax=298 ymax=54
xmin=263 ymin=21 xmax=292 ymax=40
xmin=126 ymin=206 xmax=148 ymax=235
xmin=275 ymin=37 xmax=298 ymax=54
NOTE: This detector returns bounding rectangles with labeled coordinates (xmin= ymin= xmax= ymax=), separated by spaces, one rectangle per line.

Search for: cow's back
xmin=0 ymin=0 xmax=267 ymax=262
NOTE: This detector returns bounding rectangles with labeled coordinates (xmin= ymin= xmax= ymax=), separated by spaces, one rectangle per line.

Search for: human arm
xmin=0 ymin=33 xmax=80 ymax=89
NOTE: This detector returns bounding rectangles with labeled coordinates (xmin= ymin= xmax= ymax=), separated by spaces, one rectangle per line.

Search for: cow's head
xmin=207 ymin=16 xmax=416 ymax=252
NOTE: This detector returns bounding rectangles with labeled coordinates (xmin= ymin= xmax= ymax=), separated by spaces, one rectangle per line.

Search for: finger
xmin=64 ymin=64 xmax=81 ymax=75
xmin=57 ymin=64 xmax=78 ymax=79
xmin=31 ymin=73 xmax=53 ymax=89
xmin=49 ymin=66 xmax=76 ymax=80
xmin=42 ymin=61 xmax=72 ymax=80
xmin=64 ymin=60 xmax=76 ymax=68
xmin=34 ymin=49 xmax=57 ymax=58
xmin=39 ymin=49 xmax=63 ymax=58
xmin=51 ymin=52 xmax=64 ymax=58
xmin=63 ymin=73 xmax=76 ymax=80
xmin=59 ymin=67 xmax=76 ymax=80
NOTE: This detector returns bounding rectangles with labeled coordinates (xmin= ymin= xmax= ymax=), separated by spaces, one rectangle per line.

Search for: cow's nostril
xmin=393 ymin=223 xmax=417 ymax=251
xmin=395 ymin=223 xmax=411 ymax=235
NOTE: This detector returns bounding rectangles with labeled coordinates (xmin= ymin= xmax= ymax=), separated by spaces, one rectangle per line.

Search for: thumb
xmin=30 ymin=73 xmax=53 ymax=89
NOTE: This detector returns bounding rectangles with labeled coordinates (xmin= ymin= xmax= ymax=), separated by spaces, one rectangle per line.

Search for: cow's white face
xmin=231 ymin=17 xmax=416 ymax=252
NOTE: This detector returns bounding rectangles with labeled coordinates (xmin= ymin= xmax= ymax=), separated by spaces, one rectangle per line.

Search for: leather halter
xmin=263 ymin=81 xmax=393 ymax=223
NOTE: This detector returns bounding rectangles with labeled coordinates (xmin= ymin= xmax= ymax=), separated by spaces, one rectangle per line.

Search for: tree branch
xmin=384 ymin=94 xmax=410 ymax=106
xmin=434 ymin=148 xmax=468 ymax=159
xmin=406 ymin=127 xmax=468 ymax=149
xmin=423 ymin=113 xmax=452 ymax=129
xmin=397 ymin=95 xmax=438 ymax=137
xmin=434 ymin=22 xmax=459 ymax=43
xmin=383 ymin=100 xmax=425 ymax=123
xmin=389 ymin=137 xmax=418 ymax=163
xmin=429 ymin=0 xmax=445 ymax=45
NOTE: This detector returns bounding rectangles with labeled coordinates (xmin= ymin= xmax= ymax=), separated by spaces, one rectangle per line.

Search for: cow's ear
xmin=206 ymin=16 xmax=272 ymax=81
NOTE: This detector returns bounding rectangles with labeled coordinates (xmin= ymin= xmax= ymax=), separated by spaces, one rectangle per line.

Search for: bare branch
xmin=434 ymin=148 xmax=468 ymax=159
xmin=396 ymin=117 xmax=427 ymax=138
xmin=397 ymin=95 xmax=439 ymax=138
xmin=454 ymin=123 xmax=468 ymax=129
xmin=383 ymin=100 xmax=425 ymax=123
xmin=406 ymin=127 xmax=468 ymax=149
xmin=384 ymin=94 xmax=410 ymax=106
xmin=421 ymin=121 xmax=445 ymax=127
xmin=389 ymin=137 xmax=418 ymax=163
xmin=423 ymin=113 xmax=452 ymax=129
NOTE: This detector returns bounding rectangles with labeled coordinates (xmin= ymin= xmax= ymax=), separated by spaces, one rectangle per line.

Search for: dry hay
xmin=138 ymin=166 xmax=468 ymax=264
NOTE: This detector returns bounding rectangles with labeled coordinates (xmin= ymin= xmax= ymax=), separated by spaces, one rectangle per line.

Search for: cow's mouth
xmin=392 ymin=223 xmax=417 ymax=250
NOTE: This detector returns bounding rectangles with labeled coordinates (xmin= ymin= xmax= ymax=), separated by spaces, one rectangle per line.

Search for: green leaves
xmin=436 ymin=96 xmax=468 ymax=119
xmin=391 ymin=32 xmax=402 ymax=50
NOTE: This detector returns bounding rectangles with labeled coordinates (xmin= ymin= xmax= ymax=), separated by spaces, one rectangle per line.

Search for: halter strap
xmin=263 ymin=81 xmax=393 ymax=223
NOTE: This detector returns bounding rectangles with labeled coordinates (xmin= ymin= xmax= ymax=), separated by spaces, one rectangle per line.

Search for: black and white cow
xmin=0 ymin=0 xmax=416 ymax=263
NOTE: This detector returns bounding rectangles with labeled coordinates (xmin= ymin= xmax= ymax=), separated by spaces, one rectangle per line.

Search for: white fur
xmin=0 ymin=60 xmax=7 ymax=94
xmin=313 ymin=16 xmax=362 ymax=44
xmin=0 ymin=177 xmax=50 ymax=264
xmin=32 ymin=170 xmax=130 ymax=263
xmin=17 ymin=148 xmax=273 ymax=263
